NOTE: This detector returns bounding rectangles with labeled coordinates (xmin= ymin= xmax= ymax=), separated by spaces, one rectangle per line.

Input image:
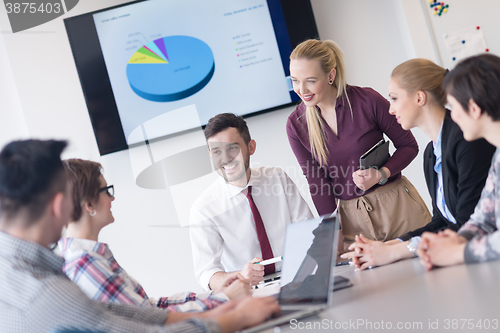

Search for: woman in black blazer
xmin=342 ymin=59 xmax=495 ymax=269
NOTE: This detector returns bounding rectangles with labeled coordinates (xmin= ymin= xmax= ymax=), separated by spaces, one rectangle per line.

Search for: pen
xmin=256 ymin=256 xmax=283 ymax=266
xmin=336 ymin=261 xmax=351 ymax=267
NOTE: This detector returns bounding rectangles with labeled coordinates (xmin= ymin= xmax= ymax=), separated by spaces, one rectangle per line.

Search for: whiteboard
xmin=423 ymin=0 xmax=499 ymax=69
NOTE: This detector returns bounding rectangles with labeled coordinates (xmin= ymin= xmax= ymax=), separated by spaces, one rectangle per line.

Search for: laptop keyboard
xmin=270 ymin=309 xmax=299 ymax=319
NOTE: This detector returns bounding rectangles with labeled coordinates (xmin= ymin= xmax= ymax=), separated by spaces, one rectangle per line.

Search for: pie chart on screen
xmin=126 ymin=35 xmax=215 ymax=102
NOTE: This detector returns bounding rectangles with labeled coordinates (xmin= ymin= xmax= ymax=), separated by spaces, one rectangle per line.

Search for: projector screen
xmin=65 ymin=0 xmax=318 ymax=155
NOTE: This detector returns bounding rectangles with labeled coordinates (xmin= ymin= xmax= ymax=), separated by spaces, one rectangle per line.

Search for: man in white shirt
xmin=190 ymin=113 xmax=313 ymax=291
xmin=0 ymin=139 xmax=280 ymax=333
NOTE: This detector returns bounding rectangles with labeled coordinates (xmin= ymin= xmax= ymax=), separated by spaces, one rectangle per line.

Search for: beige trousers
xmin=338 ymin=176 xmax=431 ymax=248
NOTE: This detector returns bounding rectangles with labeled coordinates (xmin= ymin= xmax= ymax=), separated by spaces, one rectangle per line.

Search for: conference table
xmin=261 ymin=258 xmax=500 ymax=332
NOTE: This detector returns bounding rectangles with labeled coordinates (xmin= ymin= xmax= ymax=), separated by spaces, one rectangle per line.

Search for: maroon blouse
xmin=286 ymin=85 xmax=418 ymax=215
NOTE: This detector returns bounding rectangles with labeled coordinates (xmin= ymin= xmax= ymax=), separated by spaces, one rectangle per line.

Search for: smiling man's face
xmin=208 ymin=127 xmax=255 ymax=187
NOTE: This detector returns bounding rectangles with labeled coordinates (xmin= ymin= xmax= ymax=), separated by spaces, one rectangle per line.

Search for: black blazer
xmin=400 ymin=113 xmax=496 ymax=241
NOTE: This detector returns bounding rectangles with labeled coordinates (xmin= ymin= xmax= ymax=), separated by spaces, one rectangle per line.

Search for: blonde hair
xmin=290 ymin=39 xmax=349 ymax=166
xmin=391 ymin=58 xmax=447 ymax=107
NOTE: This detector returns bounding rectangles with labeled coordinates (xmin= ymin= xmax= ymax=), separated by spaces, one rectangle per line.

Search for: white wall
xmin=418 ymin=0 xmax=500 ymax=69
xmin=0 ymin=32 xmax=29 ymax=146
xmin=0 ymin=0 xmax=435 ymax=297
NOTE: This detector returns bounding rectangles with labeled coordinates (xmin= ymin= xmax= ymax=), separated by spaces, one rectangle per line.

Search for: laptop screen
xmin=278 ymin=215 xmax=338 ymax=305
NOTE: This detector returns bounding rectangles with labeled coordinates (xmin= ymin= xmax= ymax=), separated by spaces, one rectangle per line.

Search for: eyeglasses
xmin=97 ymin=185 xmax=115 ymax=197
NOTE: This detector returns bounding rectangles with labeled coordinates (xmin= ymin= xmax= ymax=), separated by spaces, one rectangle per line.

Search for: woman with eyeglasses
xmin=58 ymin=158 xmax=250 ymax=312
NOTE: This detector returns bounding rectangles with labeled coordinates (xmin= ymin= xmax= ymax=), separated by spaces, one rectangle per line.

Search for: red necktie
xmin=244 ymin=186 xmax=275 ymax=275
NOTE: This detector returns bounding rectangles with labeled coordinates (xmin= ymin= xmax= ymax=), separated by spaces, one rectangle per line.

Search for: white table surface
xmin=260 ymin=258 xmax=500 ymax=332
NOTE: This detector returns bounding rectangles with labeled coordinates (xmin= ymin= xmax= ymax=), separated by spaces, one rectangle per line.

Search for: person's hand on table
xmin=417 ymin=230 xmax=467 ymax=271
xmin=240 ymin=257 xmax=265 ymax=286
xmin=233 ymin=296 xmax=281 ymax=327
xmin=340 ymin=235 xmax=363 ymax=268
xmin=166 ymin=300 xmax=237 ymax=324
xmin=166 ymin=295 xmax=280 ymax=331
xmin=214 ymin=273 xmax=252 ymax=301
xmin=215 ymin=296 xmax=281 ymax=332
xmin=417 ymin=236 xmax=433 ymax=271
xmin=341 ymin=234 xmax=396 ymax=270
xmin=199 ymin=300 xmax=238 ymax=319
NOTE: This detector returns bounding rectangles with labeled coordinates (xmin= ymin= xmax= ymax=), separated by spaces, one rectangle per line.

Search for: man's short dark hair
xmin=204 ymin=113 xmax=251 ymax=145
xmin=444 ymin=53 xmax=500 ymax=121
xmin=0 ymin=139 xmax=68 ymax=225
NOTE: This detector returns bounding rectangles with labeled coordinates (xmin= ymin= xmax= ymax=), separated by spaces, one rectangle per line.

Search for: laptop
xmin=242 ymin=214 xmax=351 ymax=333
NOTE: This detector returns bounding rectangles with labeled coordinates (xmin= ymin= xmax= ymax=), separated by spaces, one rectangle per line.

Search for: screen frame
xmin=64 ymin=0 xmax=319 ymax=155
xmin=278 ymin=215 xmax=339 ymax=306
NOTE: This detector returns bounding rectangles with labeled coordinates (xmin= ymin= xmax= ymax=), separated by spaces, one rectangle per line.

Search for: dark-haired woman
xmin=418 ymin=54 xmax=500 ymax=269
xmin=58 ymin=159 xmax=250 ymax=311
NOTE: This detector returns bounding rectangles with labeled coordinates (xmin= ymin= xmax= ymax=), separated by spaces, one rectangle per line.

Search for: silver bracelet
xmin=407 ymin=236 xmax=421 ymax=257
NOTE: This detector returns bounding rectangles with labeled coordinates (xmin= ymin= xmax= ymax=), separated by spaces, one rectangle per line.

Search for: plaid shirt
xmin=0 ymin=231 xmax=219 ymax=333
xmin=59 ymin=238 xmax=228 ymax=312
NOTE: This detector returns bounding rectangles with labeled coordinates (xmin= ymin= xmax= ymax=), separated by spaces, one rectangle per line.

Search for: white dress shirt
xmin=190 ymin=167 xmax=313 ymax=290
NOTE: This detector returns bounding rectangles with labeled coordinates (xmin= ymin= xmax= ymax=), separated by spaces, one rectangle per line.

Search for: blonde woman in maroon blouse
xmin=286 ymin=39 xmax=431 ymax=250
